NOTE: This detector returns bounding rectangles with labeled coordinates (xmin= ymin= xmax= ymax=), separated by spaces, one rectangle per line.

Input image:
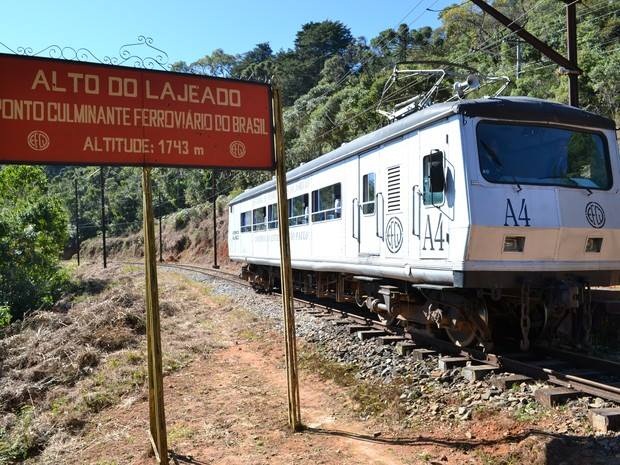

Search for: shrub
xmin=174 ymin=210 xmax=190 ymax=230
xmin=0 ymin=305 xmax=10 ymax=328
xmin=0 ymin=166 xmax=69 ymax=320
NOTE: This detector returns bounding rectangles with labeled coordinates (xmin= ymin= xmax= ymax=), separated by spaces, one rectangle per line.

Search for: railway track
xmin=159 ymin=262 xmax=620 ymax=423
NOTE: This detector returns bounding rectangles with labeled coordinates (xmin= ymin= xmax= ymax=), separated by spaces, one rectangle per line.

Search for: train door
xmin=358 ymin=153 xmax=382 ymax=255
xmin=416 ymin=137 xmax=451 ymax=259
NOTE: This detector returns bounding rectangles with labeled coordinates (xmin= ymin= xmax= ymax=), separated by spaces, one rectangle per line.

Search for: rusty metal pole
xmin=142 ymin=167 xmax=169 ymax=465
xmin=273 ymin=86 xmax=302 ymax=431
xmin=566 ymin=1 xmax=579 ymax=107
xmin=212 ymin=170 xmax=219 ymax=269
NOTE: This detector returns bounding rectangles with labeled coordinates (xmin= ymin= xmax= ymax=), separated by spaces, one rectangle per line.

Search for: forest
xmin=1 ymin=0 xmax=618 ymax=320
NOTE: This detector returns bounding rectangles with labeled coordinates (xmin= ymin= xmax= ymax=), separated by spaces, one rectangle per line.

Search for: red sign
xmin=0 ymin=53 xmax=274 ymax=169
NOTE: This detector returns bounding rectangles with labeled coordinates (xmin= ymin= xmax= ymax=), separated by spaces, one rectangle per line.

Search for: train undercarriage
xmin=242 ymin=264 xmax=593 ymax=351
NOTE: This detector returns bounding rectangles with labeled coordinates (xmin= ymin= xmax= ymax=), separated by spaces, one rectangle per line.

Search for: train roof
xmin=230 ymin=97 xmax=616 ymax=206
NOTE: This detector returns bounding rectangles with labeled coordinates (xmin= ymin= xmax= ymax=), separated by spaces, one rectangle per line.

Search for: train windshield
xmin=477 ymin=121 xmax=611 ymax=190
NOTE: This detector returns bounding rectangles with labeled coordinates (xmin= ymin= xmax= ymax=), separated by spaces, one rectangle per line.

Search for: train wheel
xmin=445 ymin=304 xmax=489 ymax=347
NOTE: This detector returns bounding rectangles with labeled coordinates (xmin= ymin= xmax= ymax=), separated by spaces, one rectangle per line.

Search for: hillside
xmin=79 ymin=198 xmax=235 ymax=270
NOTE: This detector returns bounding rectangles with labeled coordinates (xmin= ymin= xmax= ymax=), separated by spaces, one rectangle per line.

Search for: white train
xmin=228 ymin=97 xmax=620 ymax=349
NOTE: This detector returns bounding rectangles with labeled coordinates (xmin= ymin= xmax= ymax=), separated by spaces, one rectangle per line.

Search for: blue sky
xmin=0 ymin=0 xmax=454 ymax=65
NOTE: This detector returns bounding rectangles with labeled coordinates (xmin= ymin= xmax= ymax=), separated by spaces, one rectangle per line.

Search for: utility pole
xmin=212 ymin=170 xmax=219 ymax=269
xmin=74 ymin=176 xmax=80 ymax=266
xmin=100 ymin=167 xmax=107 ymax=268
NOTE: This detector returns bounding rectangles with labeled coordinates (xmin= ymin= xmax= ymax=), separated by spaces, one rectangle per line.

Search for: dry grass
xmin=0 ymin=264 xmax=234 ymax=465
xmin=0 ymin=264 xmax=195 ymax=464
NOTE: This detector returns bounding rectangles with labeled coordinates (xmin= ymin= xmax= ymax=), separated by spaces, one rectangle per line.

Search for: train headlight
xmin=503 ymin=236 xmax=525 ymax=252
xmin=585 ymin=237 xmax=603 ymax=253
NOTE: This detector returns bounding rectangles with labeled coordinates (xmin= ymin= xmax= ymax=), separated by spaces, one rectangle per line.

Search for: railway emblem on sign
xmin=585 ymin=202 xmax=605 ymax=228
xmin=229 ymin=140 xmax=246 ymax=158
xmin=385 ymin=217 xmax=403 ymax=253
xmin=27 ymin=131 xmax=50 ymax=151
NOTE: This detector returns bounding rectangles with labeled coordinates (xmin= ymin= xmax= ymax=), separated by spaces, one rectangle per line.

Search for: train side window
xmin=267 ymin=204 xmax=278 ymax=229
xmin=311 ymin=183 xmax=341 ymax=222
xmin=288 ymin=194 xmax=309 ymax=226
xmin=362 ymin=173 xmax=375 ymax=214
xmin=252 ymin=207 xmax=266 ymax=231
xmin=240 ymin=211 xmax=252 ymax=232
xmin=422 ymin=150 xmax=445 ymax=206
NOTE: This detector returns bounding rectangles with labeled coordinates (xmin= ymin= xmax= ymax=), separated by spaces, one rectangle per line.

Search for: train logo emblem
xmin=27 ymin=130 xmax=50 ymax=151
xmin=585 ymin=202 xmax=605 ymax=229
xmin=385 ymin=217 xmax=403 ymax=253
xmin=229 ymin=140 xmax=246 ymax=159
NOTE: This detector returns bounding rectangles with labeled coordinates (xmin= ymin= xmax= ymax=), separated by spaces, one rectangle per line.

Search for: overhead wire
xmin=314 ymin=0 xmax=616 ymax=143
xmin=308 ymin=1 xmax=547 ymax=138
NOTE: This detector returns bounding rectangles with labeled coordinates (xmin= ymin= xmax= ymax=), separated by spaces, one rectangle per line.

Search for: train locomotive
xmin=228 ymin=96 xmax=620 ymax=350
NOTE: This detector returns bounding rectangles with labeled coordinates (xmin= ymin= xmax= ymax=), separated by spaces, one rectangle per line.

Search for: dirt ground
xmin=8 ymin=265 xmax=617 ymax=465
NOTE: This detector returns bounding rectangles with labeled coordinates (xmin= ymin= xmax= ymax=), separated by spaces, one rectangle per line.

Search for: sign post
xmin=142 ymin=167 xmax=168 ymax=464
xmin=212 ymin=170 xmax=219 ymax=269
xmin=100 ymin=167 xmax=107 ymax=268
xmin=273 ymin=87 xmax=301 ymax=430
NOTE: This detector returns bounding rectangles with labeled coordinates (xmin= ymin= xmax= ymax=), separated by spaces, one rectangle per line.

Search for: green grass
xmin=417 ymin=451 xmax=433 ymax=462
xmin=0 ymin=407 xmax=38 ymax=465
xmin=514 ymin=401 xmax=542 ymax=422
xmin=76 ymin=350 xmax=148 ymax=414
xmin=167 ymin=425 xmax=196 ymax=447
xmin=49 ymin=396 xmax=70 ymax=417
xmin=299 ymin=348 xmax=406 ymax=419
xmin=238 ymin=328 xmax=260 ymax=341
xmin=121 ymin=264 xmax=141 ymax=274
xmin=476 ymin=450 xmax=523 ymax=465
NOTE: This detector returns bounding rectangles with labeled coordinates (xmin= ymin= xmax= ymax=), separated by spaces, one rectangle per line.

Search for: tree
xmin=233 ymin=42 xmax=274 ymax=80
xmin=276 ymin=20 xmax=355 ymax=104
xmin=0 ymin=166 xmax=68 ymax=320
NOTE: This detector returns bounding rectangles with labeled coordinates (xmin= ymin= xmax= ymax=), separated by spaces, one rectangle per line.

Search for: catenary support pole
xmin=273 ymin=86 xmax=302 ymax=431
xmin=142 ymin=167 xmax=169 ymax=465
xmin=100 ymin=167 xmax=107 ymax=269
xmin=212 ymin=170 xmax=219 ymax=269
xmin=566 ymin=0 xmax=579 ymax=107
xmin=469 ymin=0 xmax=581 ymax=106
xmin=515 ymin=40 xmax=521 ymax=81
xmin=74 ymin=176 xmax=80 ymax=266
